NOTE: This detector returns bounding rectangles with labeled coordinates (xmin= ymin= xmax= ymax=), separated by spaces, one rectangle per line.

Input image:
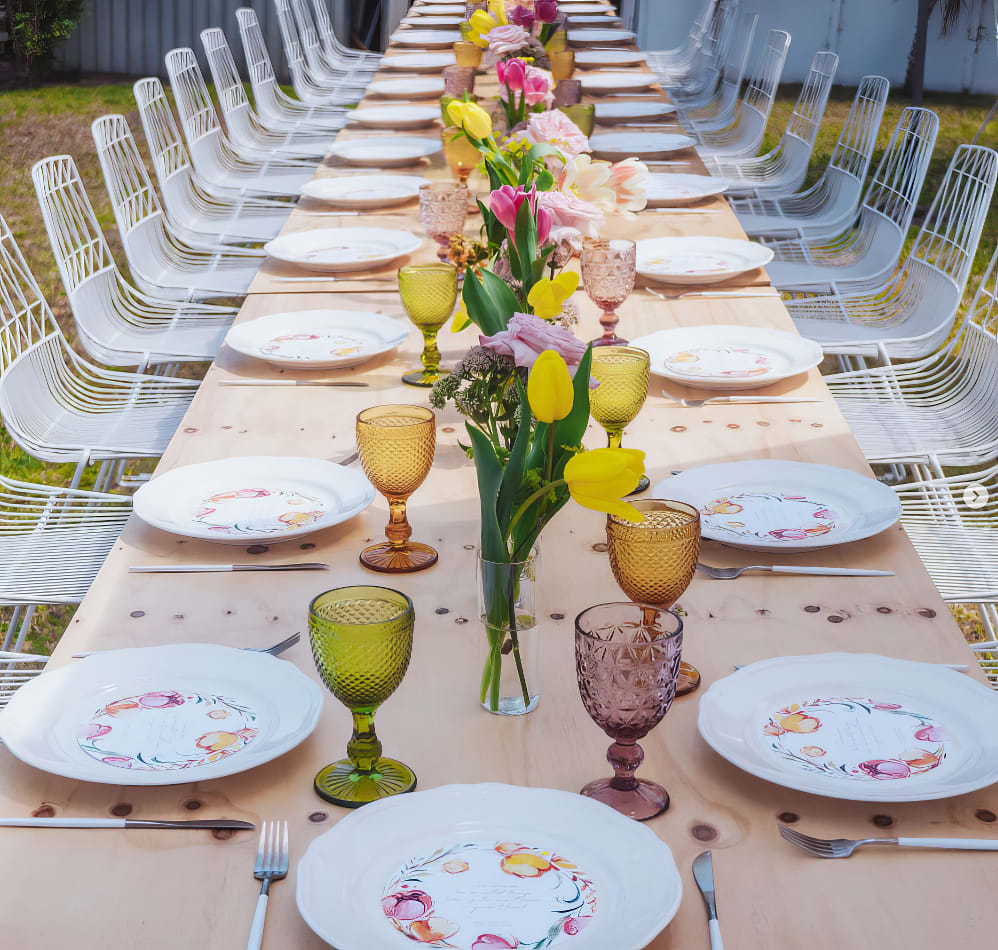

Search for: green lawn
xmin=0 ymin=80 xmax=993 ymax=651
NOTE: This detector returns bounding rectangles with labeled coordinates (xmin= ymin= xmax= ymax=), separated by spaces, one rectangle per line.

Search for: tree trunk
xmin=908 ymin=0 xmax=934 ymax=105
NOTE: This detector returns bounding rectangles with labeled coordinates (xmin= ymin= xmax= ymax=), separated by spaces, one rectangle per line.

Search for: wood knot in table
xmin=975 ymin=809 xmax=997 ymax=823
xmin=309 ymin=812 xmax=328 ymax=823
xmin=212 ymin=829 xmax=236 ymax=840
xmin=32 ymin=805 xmax=56 ymax=818
xmin=690 ymin=823 xmax=718 ymax=842
xmin=110 ymin=803 xmax=132 ymax=817
xmin=778 ymin=812 xmax=799 ymax=824
xmin=184 ymin=799 xmax=202 ymax=811
xmin=591 ymin=542 xmax=608 ymax=553
xmin=918 ymin=608 xmax=937 ymax=618
xmin=435 ymin=607 xmax=449 ymax=614
xmin=871 ymin=814 xmax=894 ymax=828
xmin=247 ymin=545 xmax=270 ymax=555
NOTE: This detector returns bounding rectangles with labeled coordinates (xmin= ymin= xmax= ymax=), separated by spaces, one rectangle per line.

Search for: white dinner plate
xmin=409 ymin=3 xmax=464 ymax=12
xmin=300 ymin=174 xmax=424 ymax=209
xmin=563 ymin=2 xmax=619 ymax=10
xmin=636 ymin=236 xmax=774 ymax=285
xmin=568 ymin=13 xmax=622 ymax=23
xmin=224 ymin=310 xmax=409 ymax=370
xmin=653 ymin=459 xmax=902 ymax=551
xmin=297 ymin=783 xmax=682 ymax=950
xmin=568 ymin=28 xmax=636 ymax=44
xmin=699 ymin=653 xmax=998 ymax=802
xmin=329 ymin=136 xmax=441 ymax=167
xmin=370 ymin=77 xmax=446 ymax=98
xmin=392 ymin=28 xmax=461 ymax=47
xmin=580 ymin=71 xmax=655 ymax=93
xmin=349 ymin=105 xmax=440 ymax=129
xmin=645 ymin=172 xmax=728 ymax=207
xmin=594 ymin=100 xmax=676 ymax=123
xmin=401 ymin=14 xmax=464 ymax=26
xmin=576 ymin=48 xmax=647 ymax=67
xmin=134 ymin=456 xmax=375 ymax=544
xmin=0 ymin=644 xmax=323 ymax=785
xmin=591 ymin=131 xmax=696 ymax=160
xmin=265 ymin=227 xmax=423 ymax=273
xmin=628 ymin=325 xmax=823 ymax=391
xmin=379 ymin=53 xmax=455 ymax=72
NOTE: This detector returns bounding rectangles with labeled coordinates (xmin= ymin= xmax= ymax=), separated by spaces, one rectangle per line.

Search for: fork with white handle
xmin=247 ymin=821 xmax=289 ymax=950
xmin=779 ymin=823 xmax=998 ymax=858
xmin=662 ymin=388 xmax=822 ymax=408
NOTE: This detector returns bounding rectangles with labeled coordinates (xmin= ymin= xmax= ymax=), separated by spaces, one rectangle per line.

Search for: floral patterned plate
xmin=590 ymin=131 xmax=697 ymax=160
xmin=264 ymin=227 xmax=423 ymax=273
xmin=134 ymin=456 xmax=375 ymax=544
xmin=379 ymin=53 xmax=456 ymax=73
xmin=224 ymin=309 xmax=409 ymax=369
xmin=629 ymin=325 xmax=823 ymax=390
xmin=0 ymin=644 xmax=323 ymax=785
xmin=369 ymin=78 xmax=446 ymax=99
xmin=636 ymin=236 xmax=774 ymax=285
xmin=593 ymin=100 xmax=677 ymax=124
xmin=567 ymin=29 xmax=636 ymax=45
xmin=297 ymin=783 xmax=682 ymax=950
xmin=328 ymin=137 xmax=442 ymax=168
xmin=698 ymin=653 xmax=998 ymax=802
xmin=654 ymin=460 xmax=901 ymax=551
xmin=644 ymin=172 xmax=729 ymax=208
xmin=391 ymin=29 xmax=462 ymax=47
xmin=579 ymin=72 xmax=656 ymax=94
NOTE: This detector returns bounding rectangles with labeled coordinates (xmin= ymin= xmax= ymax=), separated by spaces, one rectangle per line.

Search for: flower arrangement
xmin=496 ymin=57 xmax=554 ymax=128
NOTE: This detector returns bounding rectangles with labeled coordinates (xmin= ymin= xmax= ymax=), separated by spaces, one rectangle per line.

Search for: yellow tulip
xmin=527 ymin=271 xmax=580 ymax=320
xmin=527 ymin=350 xmax=575 ymax=423
xmin=451 ymin=295 xmax=473 ymax=332
xmin=467 ymin=9 xmax=499 ymax=47
xmin=447 ymin=99 xmax=469 ymax=127
xmin=563 ymin=448 xmax=647 ymax=520
xmin=461 ymin=101 xmax=493 ymax=140
xmin=486 ymin=0 xmax=509 ymax=25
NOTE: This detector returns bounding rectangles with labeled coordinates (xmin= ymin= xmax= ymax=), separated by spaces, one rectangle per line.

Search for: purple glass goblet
xmin=574 ymin=602 xmax=683 ymax=821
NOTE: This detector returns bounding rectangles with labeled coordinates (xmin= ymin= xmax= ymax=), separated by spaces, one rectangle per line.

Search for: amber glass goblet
xmin=558 ymin=103 xmax=595 ymax=137
xmin=443 ymin=65 xmax=476 ymax=97
xmin=575 ymin=601 xmax=683 ymax=820
xmin=356 ymin=404 xmax=438 ymax=572
xmin=552 ymin=78 xmax=582 ymax=107
xmin=454 ymin=40 xmax=484 ymax=68
xmin=550 ymin=49 xmax=576 ymax=81
xmin=419 ymin=182 xmax=469 ymax=263
xmin=582 ymin=238 xmax=636 ymax=347
xmin=606 ymin=498 xmax=702 ymax=695
xmin=310 ymin=586 xmax=417 ymax=807
xmin=441 ymin=127 xmax=481 ymax=185
xmin=398 ymin=262 xmax=458 ymax=387
xmin=590 ymin=346 xmax=650 ymax=494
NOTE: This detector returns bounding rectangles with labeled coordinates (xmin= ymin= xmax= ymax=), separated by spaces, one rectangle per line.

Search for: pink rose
xmin=536 ymin=190 xmax=604 ymax=238
xmin=523 ymin=65 xmax=554 ymax=108
xmin=858 ymin=759 xmax=911 ymax=780
xmin=472 ymin=937 xmax=518 ymax=949
xmin=486 ymin=24 xmax=531 ymax=57
xmin=509 ymin=5 xmax=535 ymax=31
xmin=138 ymin=690 xmax=185 ymax=708
xmin=524 ymin=109 xmax=590 ymax=159
xmin=914 ymin=725 xmax=949 ymax=742
xmin=607 ymin=157 xmax=648 ymax=213
xmin=382 ymin=890 xmax=432 ymax=921
xmin=479 ymin=312 xmax=587 ymax=372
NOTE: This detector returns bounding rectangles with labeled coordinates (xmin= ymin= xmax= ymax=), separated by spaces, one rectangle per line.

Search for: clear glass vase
xmin=477 ymin=547 xmax=540 ymax=716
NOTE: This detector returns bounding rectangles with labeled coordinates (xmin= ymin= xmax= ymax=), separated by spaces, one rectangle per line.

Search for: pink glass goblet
xmin=582 ymin=238 xmax=636 ymax=347
xmin=443 ymin=65 xmax=476 ymax=98
xmin=574 ymin=601 xmax=683 ymax=821
xmin=419 ymin=181 xmax=469 ymax=263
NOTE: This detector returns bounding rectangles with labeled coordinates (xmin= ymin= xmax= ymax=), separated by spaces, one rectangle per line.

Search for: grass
xmin=0 ymin=79 xmax=993 ymax=650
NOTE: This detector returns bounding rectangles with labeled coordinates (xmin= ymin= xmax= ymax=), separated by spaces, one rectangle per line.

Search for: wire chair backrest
xmin=134 ymin=76 xmax=191 ymax=190
xmin=826 ymin=75 xmax=891 ymax=183
xmin=274 ymin=0 xmax=308 ymax=83
xmin=290 ymin=0 xmax=327 ymax=76
xmin=709 ymin=10 xmax=757 ymax=119
xmin=743 ymin=29 xmax=791 ymax=121
xmin=969 ymin=243 xmax=998 ymax=335
xmin=783 ymin=50 xmax=838 ymax=148
xmin=164 ymin=46 xmax=225 ymax=157
xmin=201 ymin=26 xmax=260 ymax=147
xmin=686 ymin=0 xmax=741 ymax=94
xmin=237 ymin=7 xmax=284 ymax=115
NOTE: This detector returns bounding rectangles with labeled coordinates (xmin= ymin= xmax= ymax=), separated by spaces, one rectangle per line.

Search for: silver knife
xmin=693 ymin=850 xmax=723 ymax=950
xmin=129 ymin=563 xmax=329 ymax=573
xmin=218 ymin=380 xmax=369 ymax=387
xmin=0 ymin=818 xmax=255 ymax=830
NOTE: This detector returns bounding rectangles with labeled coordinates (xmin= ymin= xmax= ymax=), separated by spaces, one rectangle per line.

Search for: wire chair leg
xmin=1 ymin=606 xmax=21 ymax=652
xmin=12 ymin=604 xmax=36 ymax=652
xmin=69 ymin=451 xmax=91 ymax=491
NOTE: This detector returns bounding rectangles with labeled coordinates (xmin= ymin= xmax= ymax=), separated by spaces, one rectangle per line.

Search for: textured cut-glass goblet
xmin=310 ymin=586 xmax=417 ymax=807
xmin=590 ymin=346 xmax=650 ymax=494
xmin=419 ymin=182 xmax=469 ymax=264
xmin=575 ymin=601 xmax=683 ymax=820
xmin=441 ymin=126 xmax=482 ymax=185
xmin=606 ymin=498 xmax=702 ymax=695
xmin=557 ymin=103 xmax=594 ymax=136
xmin=398 ymin=262 xmax=458 ymax=387
xmin=356 ymin=404 xmax=438 ymax=572
xmin=443 ymin=65 xmax=476 ymax=97
xmin=552 ymin=78 xmax=582 ymax=107
xmin=550 ymin=49 xmax=576 ymax=81
xmin=582 ymin=238 xmax=636 ymax=347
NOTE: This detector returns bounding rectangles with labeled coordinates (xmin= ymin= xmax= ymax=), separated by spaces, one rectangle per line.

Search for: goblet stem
xmin=421 ymin=328 xmax=441 ymax=376
xmin=606 ymin=739 xmax=644 ymax=791
xmin=347 ymin=709 xmax=382 ymax=772
xmin=385 ymin=498 xmax=412 ymax=551
xmin=593 ymin=309 xmax=627 ymax=347
xmin=606 ymin=428 xmax=623 ymax=449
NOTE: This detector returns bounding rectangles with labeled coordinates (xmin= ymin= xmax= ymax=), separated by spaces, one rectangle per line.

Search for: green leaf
xmin=535 ymin=168 xmax=556 ymax=191
xmin=512 ymin=200 xmax=538 ymax=294
xmin=466 ymin=424 xmax=506 ymax=562
xmin=496 ymin=388 xmax=531 ymax=531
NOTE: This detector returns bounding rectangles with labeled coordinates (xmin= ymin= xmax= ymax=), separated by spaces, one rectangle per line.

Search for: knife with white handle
xmin=129 ymin=563 xmax=329 ymax=573
xmin=693 ymin=851 xmax=723 ymax=950
xmin=896 ymin=838 xmax=998 ymax=849
xmin=218 ymin=379 xmax=369 ymax=387
xmin=767 ymin=566 xmax=895 ymax=576
xmin=0 ymin=818 xmax=255 ymax=830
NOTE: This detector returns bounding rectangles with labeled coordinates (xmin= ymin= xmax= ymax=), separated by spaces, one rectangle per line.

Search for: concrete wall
xmin=638 ymin=0 xmax=998 ymax=94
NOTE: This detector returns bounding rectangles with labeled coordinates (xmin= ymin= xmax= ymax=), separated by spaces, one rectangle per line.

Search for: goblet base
xmin=314 ymin=757 xmax=417 ymax=808
xmin=626 ymin=475 xmax=650 ymax=496
xmin=580 ymin=777 xmax=669 ymax=821
xmin=402 ymin=368 xmax=449 ymax=387
xmin=676 ymin=660 xmax=702 ymax=696
xmin=360 ymin=540 xmax=439 ymax=573
xmin=592 ymin=333 xmax=628 ymax=347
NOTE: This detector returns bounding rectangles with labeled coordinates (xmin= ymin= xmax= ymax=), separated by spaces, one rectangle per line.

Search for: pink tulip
xmin=535 ymin=0 xmax=559 ymax=23
xmin=480 ymin=312 xmax=587 ymax=372
xmin=522 ymin=65 xmax=553 ymax=107
xmin=536 ymin=206 xmax=553 ymax=245
xmin=509 ymin=5 xmax=535 ymax=31
xmin=472 ymin=936 xmax=518 ymax=949
xmin=858 ymin=759 xmax=911 ymax=780
xmin=382 ymin=890 xmax=432 ymax=921
xmin=502 ymin=58 xmax=527 ymax=92
xmin=914 ymin=725 xmax=949 ymax=742
xmin=489 ymin=185 xmax=527 ymax=232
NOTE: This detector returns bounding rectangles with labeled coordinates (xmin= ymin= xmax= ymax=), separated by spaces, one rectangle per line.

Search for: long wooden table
xmin=3 ymin=4 xmax=996 ymax=948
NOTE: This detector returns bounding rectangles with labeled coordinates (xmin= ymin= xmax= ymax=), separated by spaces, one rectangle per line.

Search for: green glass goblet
xmin=398 ymin=262 xmax=459 ymax=387
xmin=309 ymin=585 xmax=417 ymax=808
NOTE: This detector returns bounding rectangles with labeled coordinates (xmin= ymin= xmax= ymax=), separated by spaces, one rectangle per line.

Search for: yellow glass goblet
xmin=398 ymin=262 xmax=458 ymax=387
xmin=356 ymin=405 xmax=438 ymax=573
xmin=310 ymin=585 xmax=417 ymax=807
xmin=550 ymin=49 xmax=576 ymax=81
xmin=558 ymin=103 xmax=595 ymax=137
xmin=606 ymin=499 xmax=703 ymax=696
xmin=590 ymin=346 xmax=650 ymax=494
xmin=454 ymin=40 xmax=483 ymax=68
xmin=441 ymin=126 xmax=482 ymax=185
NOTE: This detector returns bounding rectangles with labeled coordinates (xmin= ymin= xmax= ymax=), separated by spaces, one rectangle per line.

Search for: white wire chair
xmin=274 ymin=0 xmax=367 ymax=107
xmin=701 ymin=50 xmax=838 ymax=199
xmin=201 ymin=27 xmax=338 ymax=161
xmin=731 ymin=75 xmax=890 ymax=239
xmin=0 ymin=210 xmax=197 ymax=489
xmin=165 ymin=46 xmax=317 ymax=198
xmin=666 ymin=0 xmax=743 ymax=107
xmin=764 ymin=107 xmax=940 ymax=290
xmin=0 ymin=477 xmax=132 ymax=652
xmin=290 ymin=0 xmax=376 ymax=86
xmin=309 ymin=0 xmax=381 ymax=69
xmin=786 ymin=144 xmax=998 ymax=360
xmin=91 ymin=114 xmax=263 ymax=303
xmin=133 ymin=77 xmax=293 ymax=245
xmin=645 ymin=0 xmax=718 ymax=82
xmin=825 ymin=244 xmax=998 ymax=468
xmin=694 ymin=29 xmax=791 ymax=160
xmin=0 ymin=651 xmax=48 ymax=703
xmin=237 ymin=7 xmax=348 ymax=134
xmin=32 ymin=154 xmax=234 ymax=369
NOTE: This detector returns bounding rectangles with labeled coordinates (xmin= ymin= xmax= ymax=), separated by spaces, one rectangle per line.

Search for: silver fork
xmin=778 ymin=823 xmax=998 ymax=858
xmin=662 ymin=388 xmax=821 ymax=408
xmin=697 ymin=563 xmax=894 ymax=579
xmin=247 ymin=821 xmax=289 ymax=950
xmin=72 ymin=632 xmax=300 ymax=660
